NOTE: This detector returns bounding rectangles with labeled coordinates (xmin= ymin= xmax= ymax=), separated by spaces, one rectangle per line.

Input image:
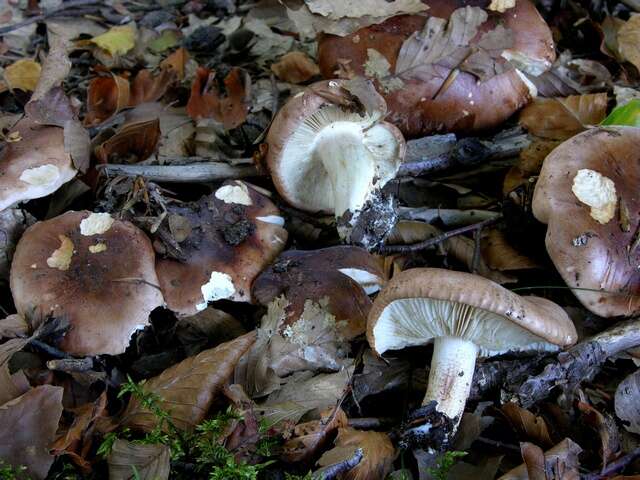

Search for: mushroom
xmin=367 ymin=268 xmax=577 ymax=431
xmin=0 ymin=118 xmax=77 ymax=211
xmin=252 ymin=245 xmax=386 ymax=339
xmin=265 ymin=79 xmax=405 ymax=249
xmin=10 ymin=210 xmax=163 ymax=355
xmin=532 ymin=126 xmax=640 ymax=318
xmin=317 ymin=0 xmax=555 ymax=137
xmin=155 ymin=180 xmax=288 ymax=316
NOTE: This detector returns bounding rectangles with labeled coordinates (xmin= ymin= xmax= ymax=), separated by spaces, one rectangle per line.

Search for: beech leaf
xmin=4 ymin=59 xmax=41 ymax=92
xmin=107 ymin=439 xmax=170 ymax=480
xmin=0 ymin=385 xmax=64 ymax=480
xmin=316 ymin=428 xmax=395 ymax=480
xmin=90 ymin=24 xmax=137 ymax=56
xmin=122 ymin=332 xmax=256 ymax=432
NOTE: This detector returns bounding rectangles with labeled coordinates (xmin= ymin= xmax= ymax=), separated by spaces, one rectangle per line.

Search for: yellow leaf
xmin=488 ymin=0 xmax=516 ymax=12
xmin=90 ymin=24 xmax=136 ymax=56
xmin=618 ymin=14 xmax=640 ymax=71
xmin=4 ymin=59 xmax=41 ymax=91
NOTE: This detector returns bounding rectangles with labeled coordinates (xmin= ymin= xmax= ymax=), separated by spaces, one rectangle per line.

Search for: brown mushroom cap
xmin=317 ymin=0 xmax=555 ymax=137
xmin=367 ymin=268 xmax=576 ymax=355
xmin=156 ymin=180 xmax=288 ymax=316
xmin=252 ymin=246 xmax=386 ymax=339
xmin=0 ymin=118 xmax=77 ymax=211
xmin=532 ymin=127 xmax=640 ymax=318
xmin=10 ymin=210 xmax=163 ymax=355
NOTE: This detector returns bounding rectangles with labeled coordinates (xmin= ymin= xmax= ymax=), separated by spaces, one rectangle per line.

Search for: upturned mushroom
xmin=252 ymin=245 xmax=386 ymax=339
xmin=0 ymin=118 xmax=77 ymax=211
xmin=10 ymin=211 xmax=163 ymax=355
xmin=532 ymin=126 xmax=640 ymax=318
xmin=317 ymin=0 xmax=555 ymax=137
xmin=265 ymin=79 xmax=405 ymax=249
xmin=155 ymin=180 xmax=288 ymax=316
xmin=367 ymin=268 xmax=576 ymax=432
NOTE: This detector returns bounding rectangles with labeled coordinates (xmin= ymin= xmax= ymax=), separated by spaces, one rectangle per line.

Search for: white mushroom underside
xmin=279 ymin=106 xmax=400 ymax=215
xmin=372 ymin=297 xmax=559 ymax=356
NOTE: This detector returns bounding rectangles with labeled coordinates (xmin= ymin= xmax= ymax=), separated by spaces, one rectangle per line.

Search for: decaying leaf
xmin=3 ymin=59 xmax=41 ymax=92
xmin=0 ymin=337 xmax=30 ymax=405
xmin=64 ymin=120 xmax=91 ymax=173
xmin=31 ymin=35 xmax=71 ymax=102
xmin=0 ymin=314 xmax=29 ymax=340
xmin=122 ymin=332 xmax=256 ymax=432
xmin=271 ymin=51 xmax=320 ymax=84
xmin=0 ymin=208 xmax=35 ymax=280
xmin=501 ymin=403 xmax=553 ymax=448
xmin=282 ymin=407 xmax=348 ymax=463
xmin=498 ymin=438 xmax=582 ymax=480
xmin=615 ymin=369 xmax=640 ymax=435
xmin=84 ymin=75 xmax=131 ymax=126
xmin=90 ymin=24 xmax=137 ymax=57
xmin=176 ymin=307 xmax=246 ymax=356
xmin=304 ymin=0 xmax=427 ymax=20
xmin=519 ymin=93 xmax=608 ymax=140
xmin=503 ymin=138 xmax=561 ymax=194
xmin=187 ymin=67 xmax=250 ymax=129
xmin=481 ymin=229 xmax=540 ymax=271
xmin=617 ymin=15 xmax=640 ymax=72
xmin=316 ymin=428 xmax=396 ymax=480
xmin=577 ymin=401 xmax=620 ymax=465
xmin=95 ymin=119 xmax=161 ymax=165
xmin=107 ymin=439 xmax=170 ymax=480
xmin=129 ymin=69 xmax=176 ymax=106
xmin=0 ymin=385 xmax=64 ymax=480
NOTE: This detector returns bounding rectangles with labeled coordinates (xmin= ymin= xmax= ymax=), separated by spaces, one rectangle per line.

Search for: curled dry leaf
xmin=519 ymin=93 xmax=608 ymax=140
xmin=84 ymin=75 xmax=130 ymax=126
xmin=282 ymin=407 xmax=348 ymax=463
xmin=95 ymin=118 xmax=161 ymax=165
xmin=316 ymin=428 xmax=395 ymax=480
xmin=107 ymin=439 xmax=170 ymax=480
xmin=271 ymin=51 xmax=320 ymax=84
xmin=187 ymin=67 xmax=251 ymax=129
xmin=577 ymin=401 xmax=620 ymax=465
xmin=0 ymin=385 xmax=64 ymax=480
xmin=0 ymin=337 xmax=30 ymax=405
xmin=481 ymin=229 xmax=540 ymax=271
xmin=122 ymin=332 xmax=256 ymax=432
xmin=498 ymin=438 xmax=582 ymax=480
xmin=615 ymin=369 xmax=640 ymax=435
xmin=501 ymin=403 xmax=553 ymax=449
xmin=617 ymin=15 xmax=640 ymax=72
xmin=129 ymin=69 xmax=177 ymax=106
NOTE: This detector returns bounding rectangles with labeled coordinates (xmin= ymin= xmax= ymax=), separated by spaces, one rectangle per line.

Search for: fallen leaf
xmin=31 ymin=35 xmax=71 ymax=102
xmin=90 ymin=24 xmax=137 ymax=56
xmin=64 ymin=120 xmax=92 ymax=172
xmin=577 ymin=401 xmax=620 ymax=466
xmin=498 ymin=438 xmax=582 ymax=480
xmin=129 ymin=69 xmax=176 ymax=106
xmin=122 ymin=332 xmax=256 ymax=432
xmin=271 ymin=51 xmax=320 ymax=84
xmin=617 ymin=15 xmax=640 ymax=72
xmin=520 ymin=442 xmax=546 ymax=480
xmin=107 ymin=439 xmax=170 ymax=480
xmin=615 ymin=369 xmax=640 ymax=435
xmin=25 ymin=87 xmax=75 ymax=128
xmin=95 ymin=118 xmax=161 ymax=165
xmin=304 ymin=0 xmax=427 ymax=20
xmin=176 ymin=307 xmax=246 ymax=356
xmin=84 ymin=75 xmax=131 ymax=126
xmin=519 ymin=93 xmax=608 ymax=140
xmin=502 ymin=403 xmax=554 ymax=449
xmin=0 ymin=337 xmax=30 ymax=405
xmin=503 ymin=138 xmax=560 ymax=194
xmin=0 ymin=208 xmax=35 ymax=281
xmin=0 ymin=385 xmax=64 ymax=480
xmin=0 ymin=314 xmax=29 ymax=340
xmin=160 ymin=48 xmax=189 ymax=80
xmin=447 ymin=456 xmax=503 ymax=480
xmin=481 ymin=229 xmax=540 ymax=271
xmin=4 ymin=59 xmax=41 ymax=91
xmin=148 ymin=29 xmax=180 ymax=54
xmin=602 ymin=98 xmax=640 ymax=127
xmin=282 ymin=407 xmax=348 ymax=463
xmin=316 ymin=428 xmax=395 ymax=480
xmin=488 ymin=0 xmax=516 ymax=12
xmin=186 ymin=67 xmax=250 ymax=129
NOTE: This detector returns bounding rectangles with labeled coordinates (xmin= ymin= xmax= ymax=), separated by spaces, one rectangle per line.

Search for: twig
xmin=313 ymin=448 xmax=363 ymax=480
xmin=47 ymin=357 xmax=94 ymax=372
xmin=582 ymin=446 xmax=640 ymax=480
xmin=348 ymin=417 xmax=396 ymax=429
xmin=380 ymin=215 xmax=502 ymax=254
xmin=29 ymin=339 xmax=71 ymax=359
xmin=508 ymin=318 xmax=640 ymax=408
xmin=98 ymin=163 xmax=259 ymax=182
xmin=0 ymin=0 xmax=101 ymax=35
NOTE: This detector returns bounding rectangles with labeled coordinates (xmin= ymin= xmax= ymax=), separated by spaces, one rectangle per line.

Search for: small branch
xmin=29 ymin=339 xmax=71 ymax=359
xmin=47 ymin=357 xmax=94 ymax=372
xmin=380 ymin=215 xmax=502 ymax=254
xmin=508 ymin=318 xmax=640 ymax=408
xmin=97 ymin=163 xmax=259 ymax=182
xmin=313 ymin=448 xmax=363 ymax=480
xmin=0 ymin=0 xmax=101 ymax=35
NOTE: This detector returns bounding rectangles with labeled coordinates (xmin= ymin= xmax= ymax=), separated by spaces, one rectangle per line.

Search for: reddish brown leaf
xmin=121 ymin=332 xmax=256 ymax=432
xmin=129 ymin=69 xmax=176 ymax=106
xmin=501 ymin=403 xmax=554 ymax=448
xmin=499 ymin=438 xmax=582 ymax=480
xmin=0 ymin=385 xmax=64 ymax=480
xmin=316 ymin=428 xmax=395 ymax=480
xmin=282 ymin=407 xmax=348 ymax=463
xmin=84 ymin=75 xmax=130 ymax=126
xmin=187 ymin=67 xmax=250 ymax=129
xmin=94 ymin=119 xmax=161 ymax=165
xmin=271 ymin=51 xmax=320 ymax=84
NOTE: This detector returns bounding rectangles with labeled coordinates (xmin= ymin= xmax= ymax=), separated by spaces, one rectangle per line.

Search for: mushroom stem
xmin=313 ymin=122 xmax=375 ymax=219
xmin=424 ymin=336 xmax=479 ymax=424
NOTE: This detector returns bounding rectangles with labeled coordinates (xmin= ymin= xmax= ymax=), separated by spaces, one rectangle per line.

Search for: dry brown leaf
xmin=187 ymin=67 xmax=250 ymax=129
xmin=519 ymin=93 xmax=608 ymax=140
xmin=271 ymin=51 xmax=320 ymax=84
xmin=31 ymin=35 xmax=71 ymax=102
xmin=64 ymin=120 xmax=91 ymax=173
xmin=129 ymin=69 xmax=176 ymax=106
xmin=481 ymin=229 xmax=540 ymax=271
xmin=122 ymin=332 xmax=256 ymax=432
xmin=615 ymin=369 xmax=640 ymax=435
xmin=107 ymin=439 xmax=170 ymax=480
xmin=0 ymin=337 xmax=31 ymax=405
xmin=501 ymin=403 xmax=553 ymax=448
xmin=160 ymin=48 xmax=189 ymax=80
xmin=282 ymin=407 xmax=348 ymax=463
xmin=4 ymin=59 xmax=41 ymax=91
xmin=618 ymin=15 xmax=640 ymax=72
xmin=84 ymin=74 xmax=131 ymax=126
xmin=0 ymin=314 xmax=29 ymax=340
xmin=25 ymin=87 xmax=75 ymax=128
xmin=498 ymin=438 xmax=582 ymax=480
xmin=503 ymin=138 xmax=561 ymax=194
xmin=0 ymin=208 xmax=35 ymax=282
xmin=0 ymin=385 xmax=64 ymax=480
xmin=316 ymin=428 xmax=395 ymax=480
xmin=94 ymin=119 xmax=161 ymax=165
xmin=577 ymin=401 xmax=620 ymax=465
